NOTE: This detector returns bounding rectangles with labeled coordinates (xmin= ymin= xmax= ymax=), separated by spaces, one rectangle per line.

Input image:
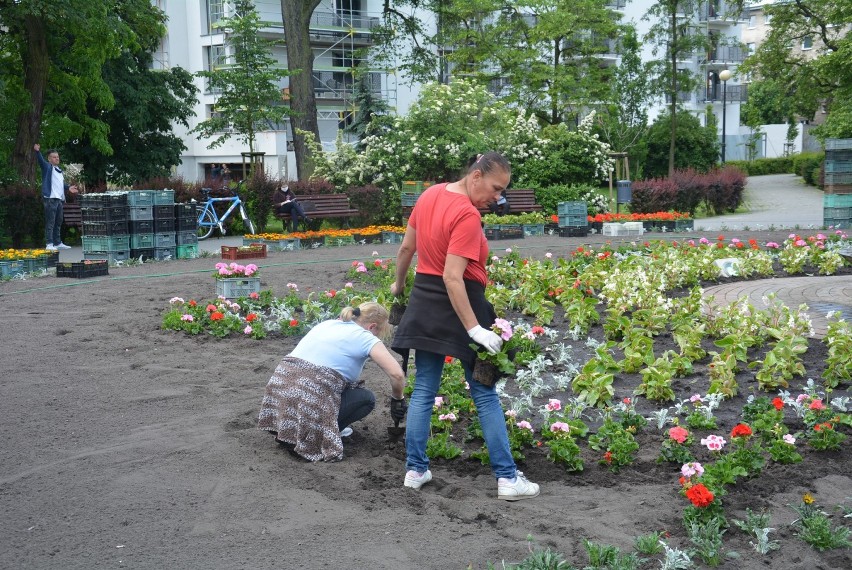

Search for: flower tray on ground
xmin=216 ymin=277 xmax=261 ymax=299
xmin=221 ymin=244 xmax=267 ymax=260
xmin=56 ymin=260 xmax=109 ymax=279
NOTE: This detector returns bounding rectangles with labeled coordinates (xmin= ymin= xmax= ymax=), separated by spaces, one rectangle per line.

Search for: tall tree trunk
xmin=282 ymin=0 xmax=321 ymax=181
xmin=668 ymin=6 xmax=677 ymax=177
xmin=13 ymin=16 xmax=50 ymax=183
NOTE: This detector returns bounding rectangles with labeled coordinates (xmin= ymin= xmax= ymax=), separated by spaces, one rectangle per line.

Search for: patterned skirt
xmin=257 ymin=356 xmax=348 ymax=462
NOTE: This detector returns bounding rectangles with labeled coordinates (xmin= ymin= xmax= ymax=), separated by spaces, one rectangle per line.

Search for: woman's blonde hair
xmin=339 ymin=302 xmax=391 ymax=341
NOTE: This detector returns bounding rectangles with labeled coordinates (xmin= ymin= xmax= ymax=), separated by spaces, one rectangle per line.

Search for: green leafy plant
xmin=581 ymin=539 xmax=643 ymax=570
xmin=807 ymin=420 xmax=847 ymax=451
xmin=633 ymin=532 xmax=664 ymax=555
xmin=588 ymin=419 xmax=639 ymax=473
xmin=635 ymin=352 xmax=676 ymax=402
xmin=823 ymin=313 xmax=852 ymax=388
xmin=733 ymin=508 xmax=780 ymax=555
xmin=572 ymin=342 xmax=619 ymax=407
xmin=541 ymin=422 xmax=584 ymax=472
xmin=749 ymin=334 xmax=808 ymax=390
xmin=706 ymin=351 xmax=739 ymax=399
xmin=789 ymin=495 xmax=852 ymax=551
xmin=686 ymin=518 xmax=726 ymax=567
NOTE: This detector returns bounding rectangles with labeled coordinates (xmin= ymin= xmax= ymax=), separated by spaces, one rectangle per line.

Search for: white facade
xmin=158 ymin=0 xmax=418 ymax=182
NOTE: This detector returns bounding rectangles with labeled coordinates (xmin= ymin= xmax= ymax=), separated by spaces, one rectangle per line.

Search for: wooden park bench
xmin=403 ymin=187 xmax=542 ymax=219
xmin=478 ymin=188 xmax=542 ymax=215
xmin=276 ymin=193 xmax=360 ymax=231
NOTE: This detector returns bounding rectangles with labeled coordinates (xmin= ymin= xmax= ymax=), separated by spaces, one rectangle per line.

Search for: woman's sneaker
xmin=497 ymin=471 xmax=540 ymax=501
xmin=403 ymin=469 xmax=432 ymax=489
xmin=340 ymin=426 xmax=353 ymax=437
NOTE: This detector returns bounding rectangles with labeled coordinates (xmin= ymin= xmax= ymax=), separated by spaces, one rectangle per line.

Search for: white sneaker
xmin=403 ymin=469 xmax=432 ymax=489
xmin=45 ymin=244 xmax=57 ymax=251
xmin=497 ymin=471 xmax=540 ymax=501
xmin=56 ymin=243 xmax=72 ymax=250
xmin=340 ymin=426 xmax=353 ymax=437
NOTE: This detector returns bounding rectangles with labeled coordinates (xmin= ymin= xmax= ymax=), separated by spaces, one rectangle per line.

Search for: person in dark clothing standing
xmin=34 ymin=143 xmax=78 ymax=251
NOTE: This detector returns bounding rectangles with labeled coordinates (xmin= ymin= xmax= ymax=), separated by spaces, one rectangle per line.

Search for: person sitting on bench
xmin=273 ymin=185 xmax=310 ymax=232
xmin=488 ymin=189 xmax=510 ymax=216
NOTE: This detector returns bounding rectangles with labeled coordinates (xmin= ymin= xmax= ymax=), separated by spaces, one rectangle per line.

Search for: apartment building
xmin=158 ymin=0 xmax=405 ymax=181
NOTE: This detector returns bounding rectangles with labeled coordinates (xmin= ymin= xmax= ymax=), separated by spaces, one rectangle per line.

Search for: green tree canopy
xmin=192 ymin=0 xmax=291 ymax=160
xmin=643 ymin=110 xmax=719 ymax=178
xmin=740 ymin=0 xmax=852 ymax=140
xmin=0 ymin=0 xmax=167 ymax=182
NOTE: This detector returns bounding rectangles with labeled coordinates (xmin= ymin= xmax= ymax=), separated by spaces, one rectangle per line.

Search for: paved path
xmin=703 ymin=275 xmax=852 ymax=339
xmin=695 ymin=173 xmax=824 ymax=231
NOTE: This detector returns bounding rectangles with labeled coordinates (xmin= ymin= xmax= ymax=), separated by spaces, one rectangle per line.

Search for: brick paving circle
xmin=703 ymin=275 xmax=852 ymax=338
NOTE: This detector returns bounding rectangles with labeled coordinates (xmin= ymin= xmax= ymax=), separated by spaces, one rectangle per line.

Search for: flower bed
xmin=161 ymin=232 xmax=852 ymax=567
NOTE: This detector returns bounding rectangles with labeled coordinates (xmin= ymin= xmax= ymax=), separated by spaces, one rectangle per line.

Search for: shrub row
xmin=630 ymin=166 xmax=747 ymax=217
xmin=727 ymin=153 xmax=826 ymax=187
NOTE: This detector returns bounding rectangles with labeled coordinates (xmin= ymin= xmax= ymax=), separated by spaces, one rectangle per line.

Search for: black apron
xmin=391 ymin=273 xmax=497 ymax=371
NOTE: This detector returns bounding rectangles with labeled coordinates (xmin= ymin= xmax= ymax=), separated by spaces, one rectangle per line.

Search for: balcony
xmin=312 ymin=71 xmax=382 ymax=101
xmin=664 ymin=91 xmax=693 ymax=104
xmin=701 ymin=45 xmax=746 ymax=65
xmin=605 ymin=0 xmax=627 ymax=9
xmin=699 ymin=84 xmax=748 ymax=103
xmin=309 ymin=10 xmax=380 ymax=32
xmin=698 ymin=5 xmax=749 ymax=26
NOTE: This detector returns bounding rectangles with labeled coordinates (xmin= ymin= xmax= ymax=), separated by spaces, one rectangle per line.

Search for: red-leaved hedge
xmin=631 ymin=167 xmax=747 ymax=216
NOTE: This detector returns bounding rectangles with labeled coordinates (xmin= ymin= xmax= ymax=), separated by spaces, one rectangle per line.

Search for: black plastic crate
xmin=176 ymin=230 xmax=198 ymax=245
xmin=154 ymin=218 xmax=176 ymax=232
xmin=56 ymin=260 xmax=109 ymax=278
xmin=129 ymin=219 xmax=155 ymax=234
xmin=484 ymin=226 xmax=525 ymax=241
xmin=558 ymin=226 xmax=589 ymax=237
xmin=174 ymin=203 xmax=197 ymax=218
xmin=153 ymin=205 xmax=175 ymax=219
xmin=176 ymin=217 xmax=198 ymax=231
xmin=130 ymin=248 xmax=154 ymax=260
xmin=79 ymin=194 xmax=104 ymax=208
xmin=81 ymin=205 xmax=128 ymax=223
xmin=83 ymin=220 xmax=129 ymax=236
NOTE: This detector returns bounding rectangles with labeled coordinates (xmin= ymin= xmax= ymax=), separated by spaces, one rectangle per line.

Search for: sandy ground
xmin=1 ymin=233 xmax=849 ymax=569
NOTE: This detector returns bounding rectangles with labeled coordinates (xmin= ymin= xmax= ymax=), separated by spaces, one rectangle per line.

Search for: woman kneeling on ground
xmin=258 ymin=302 xmax=407 ymax=461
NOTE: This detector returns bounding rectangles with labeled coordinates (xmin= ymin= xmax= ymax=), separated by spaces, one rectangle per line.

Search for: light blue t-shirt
xmin=289 ymin=319 xmax=381 ymax=383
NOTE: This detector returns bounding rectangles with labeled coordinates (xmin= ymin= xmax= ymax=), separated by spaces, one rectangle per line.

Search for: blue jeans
xmin=405 ymin=350 xmax=517 ymax=479
xmin=43 ymin=198 xmax=63 ymax=246
xmin=338 ymin=386 xmax=375 ymax=429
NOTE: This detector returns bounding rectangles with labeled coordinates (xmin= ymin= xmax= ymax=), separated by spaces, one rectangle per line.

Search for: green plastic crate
xmin=127 ymin=190 xmax=155 ymax=206
xmin=216 ymin=277 xmax=261 ymax=299
xmin=0 ymin=259 xmax=25 ymax=278
xmin=82 ymin=235 xmax=130 ymax=252
xmin=557 ymin=201 xmax=588 ymax=216
xmin=152 ymin=189 xmax=175 ymax=205
xmin=824 ymin=194 xmax=852 ymax=208
xmin=176 ymin=244 xmax=198 ymax=259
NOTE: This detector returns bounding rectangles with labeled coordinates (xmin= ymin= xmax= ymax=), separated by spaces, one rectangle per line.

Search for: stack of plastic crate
xmin=824 ymin=139 xmax=852 ymax=228
xmin=128 ymin=190 xmax=155 ymax=259
xmin=152 ymin=190 xmax=176 ymax=260
xmin=174 ymin=203 xmax=199 ymax=258
xmin=556 ymin=201 xmax=589 ymax=237
xmin=81 ymin=192 xmax=129 ymax=263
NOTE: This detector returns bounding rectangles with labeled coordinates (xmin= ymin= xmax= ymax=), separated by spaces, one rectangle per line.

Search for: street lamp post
xmin=719 ymin=69 xmax=732 ymax=164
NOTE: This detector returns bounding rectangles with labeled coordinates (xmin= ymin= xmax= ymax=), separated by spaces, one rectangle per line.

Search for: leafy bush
xmin=513 ymin=113 xmax=613 ymax=189
xmin=534 ymin=183 xmax=608 ymax=215
xmin=631 ymin=167 xmax=746 ymax=216
xmin=0 ymin=183 xmax=44 ymax=248
xmin=346 ymin=185 xmax=384 ymax=225
xmin=245 ymin=169 xmax=280 ymax=233
xmin=791 ymin=152 xmax=825 ymax=186
xmin=287 ymin=178 xmax=335 ymax=195
xmin=643 ymin=110 xmax=720 ymax=178
xmin=726 ymin=156 xmax=794 ymax=176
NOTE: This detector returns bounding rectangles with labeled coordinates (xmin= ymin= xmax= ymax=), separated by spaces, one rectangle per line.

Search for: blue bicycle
xmin=195 ymin=186 xmax=256 ymax=240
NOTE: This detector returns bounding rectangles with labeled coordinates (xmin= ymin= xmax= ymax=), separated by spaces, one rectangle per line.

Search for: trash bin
xmin=616 ymin=180 xmax=632 ymax=204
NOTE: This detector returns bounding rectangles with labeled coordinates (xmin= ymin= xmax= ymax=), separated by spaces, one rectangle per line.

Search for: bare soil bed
xmin=0 ymin=232 xmax=849 ymax=569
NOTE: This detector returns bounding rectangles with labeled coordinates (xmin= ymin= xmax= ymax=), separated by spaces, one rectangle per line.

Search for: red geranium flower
xmin=289 ymin=319 xmax=299 ymax=327
xmin=206 ymin=304 xmax=217 ymax=312
xmin=772 ymin=397 xmax=784 ymax=411
xmin=531 ymin=326 xmax=545 ymax=335
xmin=210 ymin=311 xmax=224 ymax=321
xmin=668 ymin=426 xmax=689 ymax=444
xmin=188 ymin=300 xmax=197 ymax=307
xmin=246 ymin=313 xmax=258 ymax=322
xmin=731 ymin=423 xmax=753 ymax=438
xmin=445 ymin=356 xmax=454 ymax=363
xmin=685 ymin=483 xmax=715 ymax=508
xmin=603 ymin=451 xmax=613 ymax=464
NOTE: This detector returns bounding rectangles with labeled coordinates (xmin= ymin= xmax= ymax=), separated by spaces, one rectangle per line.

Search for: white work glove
xmin=467 ymin=325 xmax=503 ymax=355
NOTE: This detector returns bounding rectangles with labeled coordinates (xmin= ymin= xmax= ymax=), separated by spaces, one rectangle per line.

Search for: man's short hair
xmin=46 ymin=149 xmax=59 ymax=157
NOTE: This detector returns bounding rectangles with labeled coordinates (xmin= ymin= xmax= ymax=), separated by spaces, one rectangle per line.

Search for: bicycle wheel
xmin=197 ymin=209 xmax=215 ymax=240
xmin=240 ymin=206 xmax=256 ymax=235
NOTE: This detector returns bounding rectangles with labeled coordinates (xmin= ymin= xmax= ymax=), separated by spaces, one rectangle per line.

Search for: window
xmin=748 ymin=15 xmax=756 ymax=28
xmin=205 ymin=45 xmax=226 ymax=92
xmin=207 ymin=0 xmax=225 ymax=34
xmin=764 ymin=13 xmax=772 ymax=25
xmin=747 ymin=42 xmax=756 ymax=55
xmin=802 ymin=36 xmax=813 ymax=50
